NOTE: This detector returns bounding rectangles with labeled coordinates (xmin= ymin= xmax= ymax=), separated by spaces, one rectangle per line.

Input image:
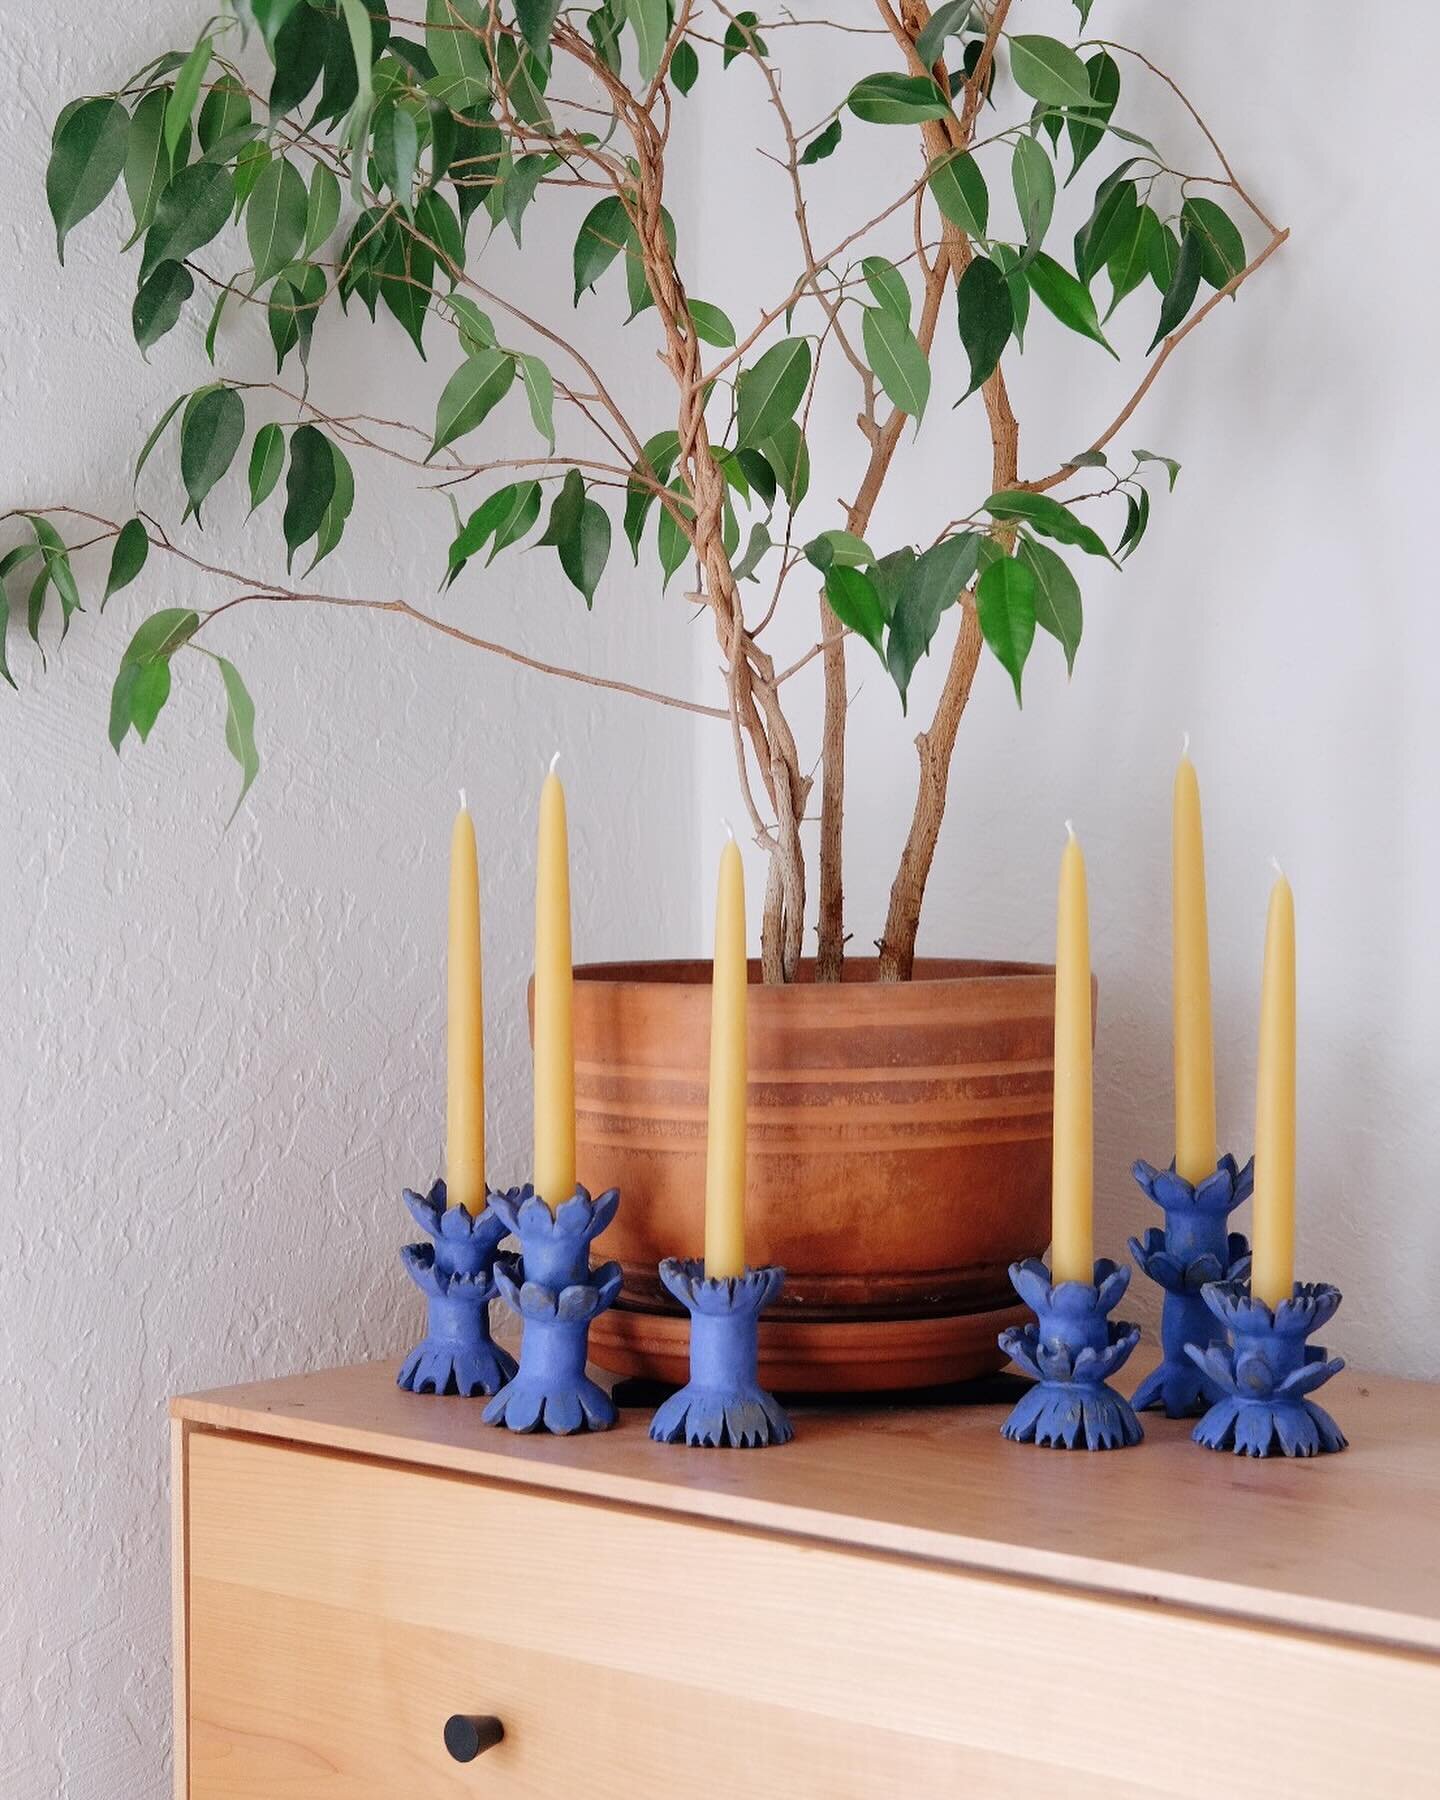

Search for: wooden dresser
xmin=172 ymin=1358 xmax=1440 ymax=1798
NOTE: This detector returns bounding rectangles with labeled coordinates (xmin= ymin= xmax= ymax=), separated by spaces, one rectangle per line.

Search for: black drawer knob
xmin=444 ymin=1714 xmax=505 ymax=1763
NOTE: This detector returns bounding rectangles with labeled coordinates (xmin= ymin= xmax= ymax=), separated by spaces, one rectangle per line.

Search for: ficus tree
xmin=5 ymin=0 xmax=1284 ymax=981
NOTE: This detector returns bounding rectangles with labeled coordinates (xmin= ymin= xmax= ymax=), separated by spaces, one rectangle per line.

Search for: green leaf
xmin=955 ymin=255 xmax=1012 ymax=397
xmin=687 ymin=298 xmax=736 ymax=347
xmin=426 ymin=0 xmax=491 ymax=110
xmin=623 ymin=431 xmax=680 ymax=559
xmin=141 ymin=161 xmax=236 ymax=283
xmin=268 ymin=1 xmax=332 ymax=116
xmin=1147 ymin=220 xmax=1181 ymax=293
xmin=492 ymin=33 xmax=552 ymax=131
xmin=378 ymin=225 xmax=434 ymax=355
xmin=1149 ymin=226 xmax=1203 ymax=350
xmin=573 ymin=194 xmax=628 ymax=301
xmin=886 ymin=533 xmax=979 ymax=706
xmin=1103 ymin=203 xmax=1158 ymax=319
xmin=799 ymin=118 xmax=841 ymax=165
xmin=283 ymin=425 xmax=338 ymax=569
xmin=1133 ymin=448 xmax=1181 ymax=491
xmin=129 ymin=658 xmax=172 ymax=743
xmin=735 ymin=448 xmax=777 ymax=510
xmin=253 ymin=0 xmax=302 ymax=51
xmin=544 ymin=474 xmax=611 ymax=608
xmin=431 ymin=349 xmax=516 ymax=455
xmin=515 ymin=0 xmax=561 ymax=54
xmin=824 ymin=566 xmax=885 ymax=655
xmin=1017 ymin=535 xmax=1081 ymax=673
xmin=132 ymin=260 xmax=194 ymax=353
xmin=976 ymin=555 xmax=1035 ymax=703
xmin=722 ymin=12 xmax=767 ymax=66
xmin=1027 ymin=252 xmax=1117 ymax=356
xmin=861 ymin=307 xmax=930 ymax=420
xmin=165 ymin=36 xmax=213 ymax=161
xmin=197 ymin=76 xmax=252 ymax=154
xmin=216 ymin=657 xmax=260 ymax=820
xmin=446 ymin=481 xmax=542 ymax=582
xmin=180 ymin=385 xmax=244 ymax=522
xmin=861 ymin=257 xmax=910 ymax=326
xmin=118 ymin=606 xmax=200 ymax=671
xmin=914 ymin=0 xmax=972 ymax=71
xmin=1067 ymin=50 xmax=1119 ymax=183
xmin=246 ymin=155 xmax=307 ymax=284
xmin=1076 ymin=176 xmax=1137 ymax=284
xmin=1011 ymin=134 xmax=1054 ymax=257
xmin=268 ymin=260 xmax=326 ymax=369
xmin=1117 ymin=482 xmax=1150 ymax=559
xmin=48 ymin=97 xmax=128 ymax=262
xmin=518 ymin=353 xmax=556 ymax=449
xmin=1180 ymin=196 xmax=1246 ymax=289
xmin=671 ymin=39 xmax=700 ymax=94
xmin=761 ymin=420 xmax=809 ymax=507
xmin=301 ymin=162 xmax=342 ymax=257
xmin=103 ymin=519 xmax=150 ymax=608
xmin=657 ymin=480 xmax=694 ymax=587
xmin=448 ymin=109 xmax=503 ymax=230
xmin=372 ymin=99 xmax=420 ymax=204
xmin=447 ymin=293 xmax=498 ymax=353
xmin=985 ymin=489 xmax=1112 ymax=560
xmin=626 ymin=0 xmax=668 ymax=81
xmin=123 ymin=89 xmax=172 ymax=244
xmin=848 ymin=72 xmax=951 ymax=125
xmin=248 ymin=423 xmax=286 ymax=514
xmin=623 ymin=205 xmax=674 ymax=320
xmin=415 ymin=188 xmax=464 ymax=284
xmin=732 ymin=522 xmax=771 ymax=582
xmin=134 ymin=392 xmax=188 ymax=485
xmin=233 ymin=141 xmax=272 ymax=218
xmin=991 ymin=243 xmax=1029 ymax=347
xmin=736 ymin=337 xmax=811 ymax=449
xmin=928 ymin=150 xmax=988 ymax=236
xmin=1009 ymin=35 xmax=1090 ymax=109
xmin=803 ymin=530 xmax=874 ymax=572
xmin=307 ymin=438 xmax=355 ymax=570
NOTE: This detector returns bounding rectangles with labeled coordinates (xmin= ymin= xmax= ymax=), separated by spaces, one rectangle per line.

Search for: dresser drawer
xmin=182 ymin=1428 xmax=1440 ymax=1798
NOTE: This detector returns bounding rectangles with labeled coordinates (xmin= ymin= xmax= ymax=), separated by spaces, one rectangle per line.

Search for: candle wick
xmin=1181 ymin=730 xmax=1191 ymax=758
xmin=722 ymin=817 xmax=735 ymax=841
xmin=459 ymin=787 xmax=467 ymax=811
xmin=1270 ymin=855 xmax=1285 ymax=879
xmin=549 ymin=750 xmax=561 ymax=775
xmin=1064 ymin=818 xmax=1076 ymax=842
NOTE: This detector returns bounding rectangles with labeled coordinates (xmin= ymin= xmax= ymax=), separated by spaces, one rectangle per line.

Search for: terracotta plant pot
xmin=554 ymin=957 xmax=1076 ymax=1394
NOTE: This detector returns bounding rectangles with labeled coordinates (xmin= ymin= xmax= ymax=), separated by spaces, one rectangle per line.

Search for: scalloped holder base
xmin=649 ymin=1260 xmax=793 ymax=1450
xmin=998 ymin=1258 xmax=1144 ymax=1452
xmin=1188 ymin=1281 xmax=1347 ymax=1458
xmin=397 ymin=1179 xmax=516 ymax=1399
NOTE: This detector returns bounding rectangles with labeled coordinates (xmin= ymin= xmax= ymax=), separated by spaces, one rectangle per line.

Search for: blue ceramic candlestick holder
xmin=397 ymin=1179 xmax=517 ymax=1398
xmin=483 ymin=1183 xmax=623 ymax=1435
xmin=1128 ymin=1154 xmax=1253 ymax=1417
xmin=998 ymin=1258 xmax=1144 ymax=1450
xmin=1187 ymin=1281 xmax=1347 ymax=1457
xmin=649 ymin=1260 xmax=793 ymax=1449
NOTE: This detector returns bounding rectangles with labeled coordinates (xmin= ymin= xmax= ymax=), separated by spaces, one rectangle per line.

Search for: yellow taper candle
xmin=1251 ymin=866 xmax=1296 ymax=1309
xmin=1051 ymin=822 xmax=1094 ymax=1284
xmin=445 ymin=792 xmax=486 ymax=1215
xmin=1173 ymin=744 xmax=1217 ymax=1184
xmin=703 ymin=832 xmax=748 ymax=1280
xmin=532 ymin=757 xmax=575 ymax=1211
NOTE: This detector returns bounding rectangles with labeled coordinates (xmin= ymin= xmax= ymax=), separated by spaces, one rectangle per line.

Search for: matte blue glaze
xmin=484 ymin=1260 xmax=624 ymax=1434
xmin=998 ymin=1258 xmax=1144 ymax=1451
xmin=1128 ymin=1154 xmax=1253 ymax=1417
xmin=397 ymin=1179 xmax=517 ymax=1398
xmin=649 ymin=1261 xmax=793 ymax=1450
xmin=1188 ymin=1280 xmax=1347 ymax=1457
xmin=486 ymin=1181 xmax=619 ymax=1289
xmin=484 ymin=1183 xmax=623 ymax=1434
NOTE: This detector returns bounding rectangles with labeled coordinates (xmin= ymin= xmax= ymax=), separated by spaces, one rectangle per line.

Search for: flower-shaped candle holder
xmin=998 ymin=1258 xmax=1144 ymax=1451
xmin=1128 ymin=1154 xmax=1253 ymax=1417
xmin=649 ymin=1260 xmax=793 ymax=1450
xmin=1187 ymin=1281 xmax=1347 ymax=1457
xmin=397 ymin=1179 xmax=516 ymax=1398
xmin=484 ymin=1182 xmax=623 ymax=1435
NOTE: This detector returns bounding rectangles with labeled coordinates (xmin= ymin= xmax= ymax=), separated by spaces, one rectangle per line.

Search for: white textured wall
xmin=694 ymin=0 xmax=1440 ymax=1379
xmin=0 ymin=5 xmax=695 ymax=1796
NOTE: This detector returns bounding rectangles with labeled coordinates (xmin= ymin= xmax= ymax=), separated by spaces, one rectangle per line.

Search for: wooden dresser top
xmin=174 ymin=1357 xmax=1440 ymax=1656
